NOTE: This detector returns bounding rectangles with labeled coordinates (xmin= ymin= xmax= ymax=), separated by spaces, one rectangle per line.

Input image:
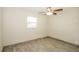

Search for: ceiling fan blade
xmin=54 ymin=9 xmax=63 ymax=11
xmin=53 ymin=12 xmax=57 ymax=15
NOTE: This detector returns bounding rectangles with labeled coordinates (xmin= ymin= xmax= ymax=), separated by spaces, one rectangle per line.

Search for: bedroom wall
xmin=3 ymin=8 xmax=48 ymax=46
xmin=0 ymin=8 xmax=3 ymax=51
xmin=49 ymin=7 xmax=79 ymax=45
xmin=3 ymin=7 xmax=79 ymax=46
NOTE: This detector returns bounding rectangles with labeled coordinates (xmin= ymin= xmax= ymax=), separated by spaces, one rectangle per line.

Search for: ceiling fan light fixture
xmin=46 ymin=12 xmax=52 ymax=16
xmin=40 ymin=7 xmax=63 ymax=16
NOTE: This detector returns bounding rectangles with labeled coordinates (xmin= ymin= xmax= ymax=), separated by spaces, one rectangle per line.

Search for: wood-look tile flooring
xmin=3 ymin=37 xmax=79 ymax=52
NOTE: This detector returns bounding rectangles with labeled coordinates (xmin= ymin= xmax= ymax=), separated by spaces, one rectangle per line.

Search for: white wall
xmin=3 ymin=7 xmax=79 ymax=46
xmin=0 ymin=8 xmax=3 ymax=51
xmin=49 ymin=7 xmax=79 ymax=45
xmin=3 ymin=8 xmax=48 ymax=46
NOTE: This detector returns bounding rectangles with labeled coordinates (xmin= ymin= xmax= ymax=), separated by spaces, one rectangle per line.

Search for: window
xmin=27 ymin=16 xmax=37 ymax=28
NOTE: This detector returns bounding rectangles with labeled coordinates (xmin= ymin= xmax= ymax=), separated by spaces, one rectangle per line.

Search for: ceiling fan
xmin=40 ymin=7 xmax=63 ymax=16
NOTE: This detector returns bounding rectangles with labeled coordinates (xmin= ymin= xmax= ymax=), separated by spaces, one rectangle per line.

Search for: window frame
xmin=26 ymin=16 xmax=37 ymax=28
